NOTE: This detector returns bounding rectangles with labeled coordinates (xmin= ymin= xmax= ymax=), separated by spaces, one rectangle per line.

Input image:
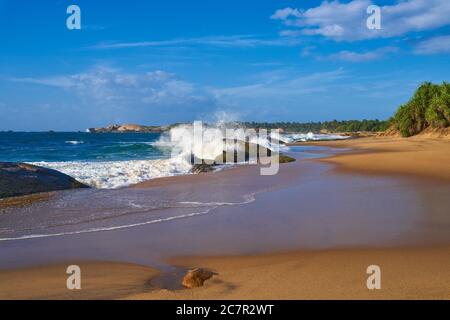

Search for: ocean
xmin=0 ymin=130 xmax=350 ymax=243
xmin=0 ymin=130 xmax=348 ymax=189
xmin=0 ymin=132 xmax=166 ymax=163
xmin=0 ymin=132 xmax=193 ymax=188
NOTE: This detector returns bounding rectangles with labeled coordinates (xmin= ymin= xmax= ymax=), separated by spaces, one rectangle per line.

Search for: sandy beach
xmin=0 ymin=262 xmax=158 ymax=300
xmin=303 ymin=132 xmax=450 ymax=181
xmin=137 ymin=246 xmax=450 ymax=300
xmin=0 ymin=135 xmax=449 ymax=300
xmin=1 ymin=246 xmax=448 ymax=300
xmin=132 ymin=134 xmax=450 ymax=300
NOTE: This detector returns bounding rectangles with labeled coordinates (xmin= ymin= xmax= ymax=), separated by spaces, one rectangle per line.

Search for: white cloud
xmin=272 ymin=0 xmax=450 ymax=41
xmin=91 ymin=35 xmax=301 ymax=50
xmin=414 ymin=35 xmax=450 ymax=55
xmin=211 ymin=69 xmax=346 ymax=100
xmin=9 ymin=76 xmax=75 ymax=88
xmin=279 ymin=30 xmax=303 ymax=37
xmin=271 ymin=8 xmax=302 ymax=20
xmin=327 ymin=47 xmax=398 ymax=62
xmin=10 ymin=68 xmax=202 ymax=106
xmin=207 ymin=68 xmax=358 ymax=119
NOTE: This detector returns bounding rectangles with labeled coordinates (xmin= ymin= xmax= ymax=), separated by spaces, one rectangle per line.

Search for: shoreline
xmin=0 ymin=135 xmax=449 ymax=299
xmin=294 ymin=134 xmax=450 ymax=182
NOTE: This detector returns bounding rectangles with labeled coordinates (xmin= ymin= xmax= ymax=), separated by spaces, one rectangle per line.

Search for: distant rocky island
xmin=88 ymin=124 xmax=171 ymax=133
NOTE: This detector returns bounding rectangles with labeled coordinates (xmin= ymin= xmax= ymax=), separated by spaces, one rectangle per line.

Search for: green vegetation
xmin=392 ymin=82 xmax=450 ymax=137
xmin=239 ymin=82 xmax=449 ymax=137
xmin=239 ymin=119 xmax=389 ymax=133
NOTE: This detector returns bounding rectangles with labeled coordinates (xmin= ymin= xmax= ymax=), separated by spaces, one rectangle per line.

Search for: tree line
xmin=239 ymin=119 xmax=389 ymax=133
xmin=239 ymin=81 xmax=449 ymax=136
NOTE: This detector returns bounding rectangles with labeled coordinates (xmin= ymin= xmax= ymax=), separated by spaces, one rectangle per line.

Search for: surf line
xmin=0 ymin=193 xmax=258 ymax=242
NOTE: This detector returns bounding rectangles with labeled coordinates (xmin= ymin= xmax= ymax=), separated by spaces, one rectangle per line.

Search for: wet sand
xmin=2 ymin=247 xmax=449 ymax=300
xmin=0 ymin=137 xmax=449 ymax=299
xmin=0 ymin=192 xmax=55 ymax=209
xmin=131 ymin=246 xmax=450 ymax=300
xmin=0 ymin=262 xmax=158 ymax=300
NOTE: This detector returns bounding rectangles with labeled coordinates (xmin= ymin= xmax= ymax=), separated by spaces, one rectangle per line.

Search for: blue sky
xmin=0 ymin=0 xmax=449 ymax=131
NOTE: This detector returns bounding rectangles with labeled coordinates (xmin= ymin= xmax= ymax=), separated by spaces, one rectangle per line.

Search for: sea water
xmin=0 ymin=130 xmax=347 ymax=189
xmin=0 ymin=131 xmax=192 ymax=188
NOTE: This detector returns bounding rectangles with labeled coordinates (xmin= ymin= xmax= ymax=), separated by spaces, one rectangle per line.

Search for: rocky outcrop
xmin=0 ymin=162 xmax=88 ymax=199
xmin=182 ymin=268 xmax=215 ymax=288
xmin=190 ymin=139 xmax=295 ymax=167
xmin=88 ymin=124 xmax=169 ymax=133
xmin=191 ymin=163 xmax=216 ymax=174
xmin=213 ymin=139 xmax=272 ymax=164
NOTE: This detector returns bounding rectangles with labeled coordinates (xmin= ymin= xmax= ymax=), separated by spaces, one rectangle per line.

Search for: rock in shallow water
xmin=182 ymin=268 xmax=215 ymax=288
xmin=0 ymin=162 xmax=89 ymax=199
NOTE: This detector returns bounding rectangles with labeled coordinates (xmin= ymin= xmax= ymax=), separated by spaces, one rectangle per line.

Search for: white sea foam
xmin=284 ymin=132 xmax=349 ymax=142
xmin=154 ymin=123 xmax=284 ymax=162
xmin=65 ymin=140 xmax=85 ymax=145
xmin=31 ymin=157 xmax=192 ymax=189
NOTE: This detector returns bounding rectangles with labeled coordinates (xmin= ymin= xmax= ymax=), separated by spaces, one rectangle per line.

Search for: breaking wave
xmin=31 ymin=158 xmax=192 ymax=189
xmin=283 ymin=132 xmax=350 ymax=142
xmin=31 ymin=123 xmax=347 ymax=189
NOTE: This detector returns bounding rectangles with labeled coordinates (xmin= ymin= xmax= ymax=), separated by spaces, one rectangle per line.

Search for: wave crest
xmin=30 ymin=158 xmax=192 ymax=189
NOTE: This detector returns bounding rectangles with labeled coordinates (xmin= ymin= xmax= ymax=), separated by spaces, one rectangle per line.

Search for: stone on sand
xmin=182 ymin=268 xmax=215 ymax=288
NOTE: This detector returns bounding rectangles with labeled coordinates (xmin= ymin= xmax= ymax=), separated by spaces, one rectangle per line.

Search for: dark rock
xmin=0 ymin=162 xmax=89 ymax=199
xmin=191 ymin=163 xmax=216 ymax=174
xmin=182 ymin=268 xmax=215 ymax=288
xmin=215 ymin=139 xmax=272 ymax=164
xmin=190 ymin=140 xmax=292 ymax=166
